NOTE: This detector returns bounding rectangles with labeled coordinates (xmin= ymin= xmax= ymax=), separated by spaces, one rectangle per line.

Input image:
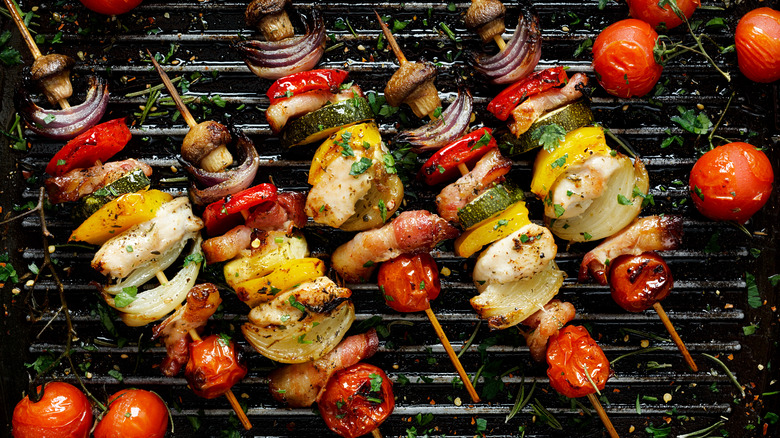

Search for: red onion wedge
xmin=236 ymin=11 xmax=325 ymax=80
xmin=470 ymin=12 xmax=542 ymax=85
xmin=15 ymin=75 xmax=109 ymax=140
xmin=182 ymin=129 xmax=261 ymax=206
xmin=395 ymin=88 xmax=473 ymax=152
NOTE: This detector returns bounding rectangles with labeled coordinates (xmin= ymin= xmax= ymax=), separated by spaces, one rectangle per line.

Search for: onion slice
xmin=15 ymin=76 xmax=109 ymax=140
xmin=470 ymin=12 xmax=542 ymax=84
xmin=395 ymin=88 xmax=473 ymax=152
xmin=184 ymin=130 xmax=261 ymax=206
xmin=103 ymin=234 xmax=203 ymax=327
xmin=236 ymin=12 xmax=325 ymax=80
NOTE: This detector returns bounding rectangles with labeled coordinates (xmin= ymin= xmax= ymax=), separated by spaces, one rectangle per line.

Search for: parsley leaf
xmin=550 ymin=153 xmax=568 ymax=169
xmin=471 ymin=131 xmax=493 ymax=150
xmin=670 ymin=106 xmax=712 ymax=135
xmin=114 ymin=286 xmax=138 ymax=308
xmin=369 ymin=373 xmax=383 ymax=392
xmin=532 ymin=124 xmax=567 ymax=152
xmin=746 ymin=272 xmax=761 ymax=308
xmin=288 ymin=295 xmax=307 ymax=313
xmin=350 ymin=157 xmax=373 ymax=176
xmin=617 ymin=194 xmax=633 ymax=205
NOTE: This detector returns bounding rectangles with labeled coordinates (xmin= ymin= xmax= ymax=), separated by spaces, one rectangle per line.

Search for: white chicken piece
xmin=473 ymin=223 xmax=557 ymax=285
xmin=305 ymin=154 xmax=375 ymax=228
xmin=92 ymin=197 xmax=204 ymax=279
xmin=545 ymin=154 xmax=622 ymax=219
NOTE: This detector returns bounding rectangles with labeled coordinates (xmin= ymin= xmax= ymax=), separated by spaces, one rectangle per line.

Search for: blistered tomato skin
xmin=546 ymin=325 xmax=611 ymax=399
xmin=626 ymin=0 xmax=700 ymax=29
xmin=12 ymin=382 xmax=93 ymax=438
xmin=735 ymin=8 xmax=780 ymax=83
xmin=93 ymin=389 xmax=169 ymax=438
xmin=377 ymin=253 xmax=441 ymax=313
xmin=688 ymin=142 xmax=774 ymax=223
xmin=608 ymin=252 xmax=673 ymax=312
xmin=78 ymin=0 xmax=143 ymax=15
xmin=592 ymin=19 xmax=663 ymax=98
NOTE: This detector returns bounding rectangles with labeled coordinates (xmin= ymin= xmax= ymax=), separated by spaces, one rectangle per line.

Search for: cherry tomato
xmin=185 ymin=334 xmax=248 ymax=399
xmin=608 ymin=252 xmax=673 ymax=312
xmin=688 ymin=142 xmax=774 ymax=223
xmin=93 ymin=389 xmax=168 ymax=438
xmin=592 ymin=19 xmax=663 ymax=98
xmin=377 ymin=253 xmax=441 ymax=313
xmin=12 ymin=382 xmax=93 ymax=438
xmin=626 ymin=0 xmax=700 ymax=30
xmin=78 ymin=0 xmax=143 ymax=15
xmin=735 ymin=7 xmax=780 ymax=83
xmin=546 ymin=325 xmax=610 ymax=399
xmin=319 ymin=363 xmax=394 ymax=438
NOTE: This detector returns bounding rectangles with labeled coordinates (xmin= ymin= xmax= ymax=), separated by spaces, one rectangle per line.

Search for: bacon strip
xmin=45 ymin=159 xmax=152 ymax=204
xmin=521 ymin=300 xmax=576 ymax=362
xmin=245 ymin=192 xmax=307 ymax=233
xmin=266 ymin=85 xmax=363 ymax=134
xmin=509 ymin=73 xmax=588 ymax=137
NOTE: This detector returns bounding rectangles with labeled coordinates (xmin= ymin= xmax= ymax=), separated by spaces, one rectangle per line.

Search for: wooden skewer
xmin=652 ymin=302 xmax=698 ymax=372
xmin=375 ymin=11 xmax=407 ymax=65
xmin=493 ymin=35 xmax=507 ymax=51
xmin=155 ymin=271 xmax=169 ymax=285
xmin=424 ymin=307 xmax=480 ymax=403
xmin=188 ymin=329 xmax=253 ymax=430
xmin=3 ymin=0 xmax=70 ymax=109
xmin=146 ymin=49 xmax=197 ymax=128
xmin=586 ymin=393 xmax=620 ymax=438
xmin=371 ymin=428 xmax=384 ymax=438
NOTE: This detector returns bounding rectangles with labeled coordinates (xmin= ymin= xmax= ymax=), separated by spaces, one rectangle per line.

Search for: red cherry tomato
xmin=93 ymin=389 xmax=168 ymax=438
xmin=377 ymin=253 xmax=441 ymax=313
xmin=608 ymin=252 xmax=673 ymax=312
xmin=688 ymin=142 xmax=774 ymax=223
xmin=12 ymin=382 xmax=93 ymax=438
xmin=626 ymin=0 xmax=700 ymax=29
xmin=546 ymin=325 xmax=611 ymax=399
xmin=185 ymin=334 xmax=248 ymax=399
xmin=78 ymin=0 xmax=143 ymax=15
xmin=46 ymin=118 xmax=132 ymax=176
xmin=735 ymin=7 xmax=780 ymax=83
xmin=592 ymin=19 xmax=663 ymax=98
xmin=319 ymin=363 xmax=395 ymax=438
xmin=418 ymin=127 xmax=497 ymax=186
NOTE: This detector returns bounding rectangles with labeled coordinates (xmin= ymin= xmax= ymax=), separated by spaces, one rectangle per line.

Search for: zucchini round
xmin=71 ymin=168 xmax=151 ymax=221
xmin=499 ymin=100 xmax=594 ymax=157
xmin=458 ymin=183 xmax=525 ymax=230
xmin=281 ymin=96 xmax=374 ymax=148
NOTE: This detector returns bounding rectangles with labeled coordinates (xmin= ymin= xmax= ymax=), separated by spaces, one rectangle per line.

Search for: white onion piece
xmin=471 ymin=262 xmax=564 ymax=330
xmin=104 ymin=234 xmax=203 ymax=327
xmin=224 ymin=232 xmax=309 ymax=289
xmin=547 ymin=156 xmax=649 ymax=242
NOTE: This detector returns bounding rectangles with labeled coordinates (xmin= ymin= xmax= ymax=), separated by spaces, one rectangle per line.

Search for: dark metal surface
xmin=1 ymin=0 xmax=778 ymax=437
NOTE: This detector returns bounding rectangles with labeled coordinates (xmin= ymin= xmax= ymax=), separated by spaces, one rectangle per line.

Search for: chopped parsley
xmin=550 ymin=153 xmax=568 ymax=169
xmin=114 ymin=286 xmax=138 ymax=308
xmin=471 ymin=131 xmax=493 ymax=150
xmin=532 ymin=124 xmax=567 ymax=152
xmin=350 ymin=157 xmax=372 ymax=176
xmin=288 ymin=295 xmax=307 ymax=313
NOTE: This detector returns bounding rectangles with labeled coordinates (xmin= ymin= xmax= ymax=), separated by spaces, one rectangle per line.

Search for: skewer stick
xmin=652 ymin=302 xmax=698 ymax=372
xmin=3 ymin=0 xmax=70 ymax=109
xmin=375 ymin=11 xmax=407 ymax=65
xmin=146 ymin=49 xmax=197 ymax=128
xmin=457 ymin=163 xmax=469 ymax=177
xmin=586 ymin=393 xmax=620 ymax=438
xmin=155 ymin=271 xmax=169 ymax=285
xmin=188 ymin=329 xmax=253 ymax=430
xmin=371 ymin=428 xmax=384 ymax=438
xmin=424 ymin=307 xmax=480 ymax=403
xmin=493 ymin=35 xmax=507 ymax=51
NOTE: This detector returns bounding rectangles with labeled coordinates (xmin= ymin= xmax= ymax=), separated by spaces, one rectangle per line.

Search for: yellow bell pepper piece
xmin=234 ymin=258 xmax=326 ymax=308
xmin=530 ymin=126 xmax=611 ymax=200
xmin=454 ymin=201 xmax=531 ymax=258
xmin=69 ymin=190 xmax=173 ymax=245
xmin=308 ymin=122 xmax=383 ymax=185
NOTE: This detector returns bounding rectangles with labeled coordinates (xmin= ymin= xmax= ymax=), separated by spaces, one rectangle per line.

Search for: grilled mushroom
xmin=181 ymin=121 xmax=234 ymax=172
xmin=30 ymin=53 xmax=75 ymax=106
xmin=384 ymin=62 xmax=441 ymax=118
xmin=465 ymin=0 xmax=507 ymax=44
xmin=246 ymin=0 xmax=294 ymax=41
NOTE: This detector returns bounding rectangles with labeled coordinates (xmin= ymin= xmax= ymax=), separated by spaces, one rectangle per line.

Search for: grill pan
xmin=1 ymin=0 xmax=778 ymax=437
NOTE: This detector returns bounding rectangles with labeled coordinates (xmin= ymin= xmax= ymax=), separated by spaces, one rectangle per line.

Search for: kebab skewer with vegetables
xmin=6 ymin=0 xmax=109 ymax=139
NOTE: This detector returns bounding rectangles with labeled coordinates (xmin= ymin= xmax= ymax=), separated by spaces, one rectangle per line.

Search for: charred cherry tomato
xmin=546 ymin=325 xmax=610 ymax=399
xmin=319 ymin=363 xmax=394 ymax=438
xmin=202 ymin=183 xmax=278 ymax=235
xmin=626 ymin=0 xmax=700 ymax=29
xmin=46 ymin=118 xmax=132 ymax=176
xmin=592 ymin=19 xmax=663 ymax=98
xmin=12 ymin=381 xmax=93 ymax=438
xmin=266 ymin=69 xmax=350 ymax=104
xmin=487 ymin=67 xmax=569 ymax=121
xmin=418 ymin=127 xmax=497 ymax=186
xmin=93 ymin=389 xmax=168 ymax=438
xmin=377 ymin=253 xmax=441 ymax=312
xmin=735 ymin=7 xmax=780 ymax=83
xmin=78 ymin=0 xmax=142 ymax=15
xmin=688 ymin=142 xmax=774 ymax=223
xmin=608 ymin=252 xmax=673 ymax=312
xmin=185 ymin=334 xmax=248 ymax=399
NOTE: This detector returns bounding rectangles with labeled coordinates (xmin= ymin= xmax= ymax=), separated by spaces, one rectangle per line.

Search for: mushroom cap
xmin=246 ymin=0 xmax=292 ymax=28
xmin=30 ymin=54 xmax=75 ymax=81
xmin=464 ymin=0 xmax=507 ymax=30
xmin=384 ymin=62 xmax=438 ymax=108
xmin=182 ymin=121 xmax=233 ymax=165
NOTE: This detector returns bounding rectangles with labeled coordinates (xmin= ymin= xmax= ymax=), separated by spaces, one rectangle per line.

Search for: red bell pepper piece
xmin=266 ymin=69 xmax=350 ymax=104
xmin=418 ymin=127 xmax=497 ymax=186
xmin=45 ymin=118 xmax=132 ymax=176
xmin=202 ymin=183 xmax=278 ymax=235
xmin=185 ymin=334 xmax=248 ymax=399
xmin=487 ymin=67 xmax=569 ymax=121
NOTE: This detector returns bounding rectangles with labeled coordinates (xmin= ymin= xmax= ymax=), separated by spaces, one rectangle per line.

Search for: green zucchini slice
xmin=281 ymin=97 xmax=374 ymax=148
xmin=499 ymin=100 xmax=594 ymax=157
xmin=72 ymin=168 xmax=151 ymax=221
xmin=458 ymin=182 xmax=525 ymax=230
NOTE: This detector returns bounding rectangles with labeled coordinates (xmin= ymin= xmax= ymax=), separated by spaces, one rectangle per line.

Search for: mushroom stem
xmin=375 ymin=11 xmax=407 ymax=65
xmin=259 ymin=11 xmax=294 ymax=41
xmin=494 ymin=35 xmax=507 ymax=51
xmin=147 ymin=49 xmax=198 ymax=128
